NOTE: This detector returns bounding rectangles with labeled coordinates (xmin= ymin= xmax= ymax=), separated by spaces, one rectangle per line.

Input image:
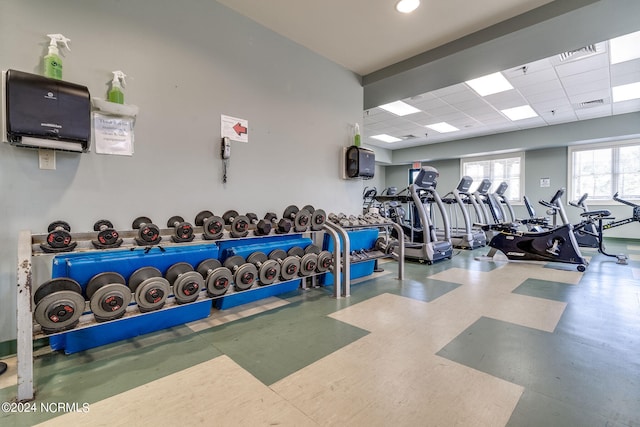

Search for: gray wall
xmin=0 ymin=1 xmax=364 ymax=345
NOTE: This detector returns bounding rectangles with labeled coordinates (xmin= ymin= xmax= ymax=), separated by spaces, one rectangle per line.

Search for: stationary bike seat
xmin=580 ymin=210 xmax=611 ymax=218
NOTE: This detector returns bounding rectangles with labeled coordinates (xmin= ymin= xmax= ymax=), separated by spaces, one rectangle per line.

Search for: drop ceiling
xmin=217 ymin=1 xmax=640 ymax=151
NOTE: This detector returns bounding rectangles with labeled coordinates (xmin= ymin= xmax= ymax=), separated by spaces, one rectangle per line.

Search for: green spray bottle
xmin=108 ymin=71 xmax=126 ymax=104
xmin=43 ymin=34 xmax=71 ymax=80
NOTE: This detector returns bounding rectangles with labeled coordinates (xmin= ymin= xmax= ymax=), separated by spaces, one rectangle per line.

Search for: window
xmin=461 ymin=152 xmax=524 ymax=202
xmin=568 ymin=139 xmax=640 ymax=201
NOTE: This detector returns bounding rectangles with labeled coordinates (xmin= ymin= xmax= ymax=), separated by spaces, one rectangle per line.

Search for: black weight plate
xmin=173 ymin=271 xmax=204 ymax=304
xmin=47 ymin=220 xmax=71 ymax=233
xmin=167 ymin=215 xmax=185 ymax=227
xmin=165 ymin=262 xmax=193 ymax=284
xmin=269 ymin=249 xmax=288 ymax=261
xmin=33 ymin=278 xmax=82 ymax=305
xmin=86 ymin=272 xmax=126 ymax=299
xmin=46 ymin=229 xmax=73 ymax=249
xmin=128 ymin=266 xmax=163 ymax=292
xmin=93 ymin=219 xmax=114 ymax=231
xmin=246 ymin=212 xmax=258 ymax=222
xmin=294 ymin=209 xmax=311 ymax=232
xmin=222 ymin=210 xmax=239 ymax=225
xmin=137 ymin=223 xmax=161 ymax=245
xmin=197 ymin=259 xmax=222 ymax=278
xmin=133 ymin=277 xmax=170 ymax=312
xmin=132 ymin=216 xmax=152 ymax=229
xmin=203 ymin=216 xmax=225 ymax=240
xmin=300 ymin=253 xmax=318 ymax=276
xmin=233 ymin=263 xmax=258 ymax=291
xmin=89 ymin=283 xmax=132 ymax=322
xmin=34 ymin=291 xmax=86 ymax=333
xmin=172 ymin=222 xmax=194 ymax=242
xmin=317 ymin=251 xmax=333 ymax=272
xmin=224 ymin=255 xmax=246 ymax=270
xmin=301 ymin=205 xmax=315 ymax=214
xmin=258 ymin=260 xmax=280 ymax=285
xmin=304 ymin=244 xmax=321 ymax=255
xmin=287 ymin=246 xmax=305 ymax=257
xmin=283 ymin=205 xmax=299 ymax=220
xmin=311 ymin=209 xmax=327 ymax=231
xmin=194 ymin=210 xmax=214 ymax=226
xmin=247 ymin=251 xmax=268 ymax=265
xmin=96 ymin=229 xmax=121 ymax=246
xmin=206 ymin=268 xmax=232 ymax=297
xmin=230 ymin=215 xmax=250 ymax=238
xmin=280 ymin=256 xmax=300 ymax=281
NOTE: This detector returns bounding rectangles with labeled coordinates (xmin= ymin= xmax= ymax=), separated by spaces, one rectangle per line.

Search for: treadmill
xmin=493 ymin=182 xmax=516 ymax=222
xmin=440 ymin=176 xmax=487 ymax=249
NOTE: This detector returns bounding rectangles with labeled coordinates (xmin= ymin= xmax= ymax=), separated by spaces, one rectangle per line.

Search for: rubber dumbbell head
xmin=128 ymin=266 xmax=170 ymax=312
xmin=131 ymin=216 xmax=162 ymax=246
xmin=222 ymin=210 xmax=250 ymax=238
xmin=283 ymin=206 xmax=311 ymax=232
xmin=194 ymin=210 xmax=225 ymax=240
xmin=311 ymin=209 xmax=327 ymax=231
xmin=86 ymin=272 xmax=131 ymax=322
xmin=246 ymin=213 xmax=272 ymax=236
xmin=167 ymin=216 xmax=195 ymax=243
xmin=268 ymin=249 xmax=300 ymax=281
xmin=197 ymin=259 xmax=233 ymax=297
xmin=165 ymin=262 xmax=203 ymax=304
xmin=92 ymin=219 xmax=123 ymax=249
xmin=304 ymin=243 xmax=332 ymax=272
xmin=301 ymin=205 xmax=315 ymax=214
xmin=33 ymin=278 xmax=85 ymax=333
xmin=265 ymin=213 xmax=292 ymax=234
xmin=246 ymin=251 xmax=281 ymax=286
xmin=223 ymin=255 xmax=258 ymax=291
xmin=287 ymin=246 xmax=317 ymax=276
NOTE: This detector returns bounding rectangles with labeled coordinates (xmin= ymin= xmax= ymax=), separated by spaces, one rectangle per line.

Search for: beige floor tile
xmin=186 ymin=296 xmax=290 ymax=332
xmin=0 ymin=357 xmax=16 ymax=390
xmin=632 ymin=267 xmax=640 ymax=279
xmin=35 ymin=356 xmax=317 ymax=427
xmin=627 ymin=245 xmax=640 ymax=251
xmin=628 ymin=253 xmax=640 ymax=262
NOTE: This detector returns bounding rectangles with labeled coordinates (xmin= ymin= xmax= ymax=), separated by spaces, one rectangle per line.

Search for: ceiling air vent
xmin=575 ymin=99 xmax=605 ymax=109
xmin=401 ymin=134 xmax=419 ymax=139
xmin=558 ymin=44 xmax=601 ymax=62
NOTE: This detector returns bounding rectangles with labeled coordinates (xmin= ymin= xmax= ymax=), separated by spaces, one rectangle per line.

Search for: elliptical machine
xmin=567 ymin=193 xmax=600 ymax=248
xmin=477 ymin=189 xmax=588 ymax=271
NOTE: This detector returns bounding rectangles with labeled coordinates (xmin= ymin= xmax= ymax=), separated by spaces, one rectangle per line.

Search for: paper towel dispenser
xmin=345 ymin=145 xmax=375 ymax=179
xmin=3 ymin=69 xmax=90 ymax=152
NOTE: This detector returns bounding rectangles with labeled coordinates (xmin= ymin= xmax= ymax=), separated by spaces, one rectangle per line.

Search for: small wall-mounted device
xmin=221 ymin=137 xmax=231 ymax=159
xmin=2 ymin=69 xmax=91 ymax=152
xmin=344 ymin=145 xmax=375 ymax=179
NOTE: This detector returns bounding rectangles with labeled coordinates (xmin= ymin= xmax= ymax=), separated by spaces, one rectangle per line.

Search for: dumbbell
xmin=86 ymin=272 xmax=131 ymax=322
xmin=311 ymin=209 xmax=327 ymax=231
xmin=287 ymin=246 xmax=318 ymax=276
xmin=264 ymin=213 xmax=292 ymax=234
xmin=222 ymin=210 xmax=251 ymax=238
xmin=283 ymin=205 xmax=312 ymax=232
xmin=128 ymin=266 xmax=170 ymax=312
xmin=40 ymin=220 xmax=77 ymax=253
xmin=33 ymin=277 xmax=85 ymax=333
xmin=92 ymin=219 xmax=123 ymax=249
xmin=223 ymin=255 xmax=258 ymax=291
xmin=194 ymin=210 xmax=225 ymax=240
xmin=167 ymin=216 xmax=195 ymax=243
xmin=303 ymin=244 xmax=333 ymax=273
xmin=268 ymin=249 xmax=300 ymax=281
xmin=328 ymin=213 xmax=349 ymax=227
xmin=246 ymin=213 xmax=272 ymax=236
xmin=196 ymin=259 xmax=233 ymax=297
xmin=165 ymin=262 xmax=204 ymax=304
xmin=132 ymin=216 xmax=162 ymax=246
xmin=246 ymin=251 xmax=281 ymax=286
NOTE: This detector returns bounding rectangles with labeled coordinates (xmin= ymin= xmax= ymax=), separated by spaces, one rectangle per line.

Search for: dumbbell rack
xmin=15 ymin=223 xmax=344 ymax=402
xmin=323 ymin=219 xmax=404 ymax=297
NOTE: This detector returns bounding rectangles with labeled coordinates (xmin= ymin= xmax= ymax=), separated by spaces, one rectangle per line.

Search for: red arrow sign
xmin=233 ymin=122 xmax=247 ymax=136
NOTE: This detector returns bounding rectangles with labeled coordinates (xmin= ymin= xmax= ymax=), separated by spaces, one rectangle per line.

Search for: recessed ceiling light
xmin=610 ymin=30 xmax=640 ymax=64
xmin=501 ymin=105 xmax=538 ymax=121
xmin=371 ymin=134 xmax=402 ymax=143
xmin=378 ymin=100 xmax=421 ymax=116
xmin=612 ymin=82 xmax=640 ymax=102
xmin=465 ymin=72 xmax=514 ymax=97
xmin=425 ymin=122 xmax=460 ymax=133
xmin=396 ymin=0 xmax=420 ymax=13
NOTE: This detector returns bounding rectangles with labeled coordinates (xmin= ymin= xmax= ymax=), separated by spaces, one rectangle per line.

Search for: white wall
xmin=0 ymin=0 xmax=364 ymax=346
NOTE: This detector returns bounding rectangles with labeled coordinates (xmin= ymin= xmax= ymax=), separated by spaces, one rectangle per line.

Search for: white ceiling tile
xmin=610 ymin=58 xmax=640 ymax=78
xmin=409 ymin=97 xmax=449 ymax=110
xmin=449 ymin=98 xmax=492 ymax=111
xmin=431 ymin=83 xmax=468 ymax=97
xmin=484 ymin=90 xmax=528 ymax=109
xmin=541 ymin=110 xmax=577 ymax=121
xmin=507 ymin=67 xmax=558 ymax=87
xmin=530 ymin=99 xmax=572 ymax=112
xmin=576 ymin=104 xmax=612 ymax=120
xmin=423 ymin=104 xmax=459 ymax=117
xmin=439 ymin=87 xmax=479 ymax=104
xmin=545 ymin=114 xmax=579 ymax=125
xmin=525 ymin=90 xmax=568 ymax=104
xmin=568 ymin=89 xmax=611 ymax=104
xmin=560 ymin=67 xmax=610 ymax=85
xmin=611 ymin=70 xmax=640 ymax=87
xmin=516 ymin=79 xmax=564 ymax=96
xmin=563 ymin=78 xmax=611 ymax=97
xmin=513 ymin=116 xmax=547 ymax=128
xmin=612 ymin=99 xmax=640 ymax=114
xmin=554 ymin=52 xmax=609 ymax=77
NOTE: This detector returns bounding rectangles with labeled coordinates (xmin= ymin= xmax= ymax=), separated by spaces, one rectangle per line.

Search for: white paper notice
xmin=221 ymin=114 xmax=248 ymax=143
xmin=94 ymin=112 xmax=135 ymax=156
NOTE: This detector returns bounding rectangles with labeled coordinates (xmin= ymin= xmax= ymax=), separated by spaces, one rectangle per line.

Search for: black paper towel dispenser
xmin=345 ymin=145 xmax=375 ymax=179
xmin=3 ymin=69 xmax=90 ymax=152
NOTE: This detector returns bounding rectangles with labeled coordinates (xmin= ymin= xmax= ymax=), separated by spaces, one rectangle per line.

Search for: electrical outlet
xmin=38 ymin=148 xmax=56 ymax=170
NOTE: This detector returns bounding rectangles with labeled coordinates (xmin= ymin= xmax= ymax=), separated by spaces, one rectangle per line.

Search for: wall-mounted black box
xmin=345 ymin=145 xmax=375 ymax=179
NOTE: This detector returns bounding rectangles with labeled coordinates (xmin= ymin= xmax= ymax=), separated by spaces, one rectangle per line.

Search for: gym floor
xmin=1 ymin=239 xmax=639 ymax=426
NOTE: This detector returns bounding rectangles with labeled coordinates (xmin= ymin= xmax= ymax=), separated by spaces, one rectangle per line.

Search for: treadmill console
xmin=414 ymin=166 xmax=438 ymax=189
xmin=457 ymin=176 xmax=473 ymax=193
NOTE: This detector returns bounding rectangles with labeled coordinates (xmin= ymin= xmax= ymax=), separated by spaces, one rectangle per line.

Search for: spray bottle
xmin=354 ymin=123 xmax=361 ymax=147
xmin=43 ymin=34 xmax=71 ymax=80
xmin=108 ymin=71 xmax=127 ymax=104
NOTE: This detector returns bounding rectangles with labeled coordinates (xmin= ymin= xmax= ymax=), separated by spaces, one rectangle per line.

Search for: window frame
xmin=567 ymin=138 xmax=640 ymax=205
xmin=460 ymin=151 xmax=525 ymax=204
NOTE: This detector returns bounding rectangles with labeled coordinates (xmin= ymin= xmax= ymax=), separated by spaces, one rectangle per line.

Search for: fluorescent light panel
xmin=610 ymin=30 xmax=640 ymax=65
xmin=465 ymin=72 xmax=514 ymax=96
xmin=396 ymin=0 xmax=420 ymax=13
xmin=501 ymin=105 xmax=538 ymax=121
xmin=426 ymin=122 xmax=459 ymax=133
xmin=612 ymin=82 xmax=640 ymax=102
xmin=378 ymin=100 xmax=421 ymax=116
xmin=371 ymin=134 xmax=402 ymax=143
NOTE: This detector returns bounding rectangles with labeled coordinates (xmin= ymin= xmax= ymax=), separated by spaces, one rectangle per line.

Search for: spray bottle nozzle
xmin=47 ymin=34 xmax=71 ymax=52
xmin=111 ymin=71 xmax=127 ymax=87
